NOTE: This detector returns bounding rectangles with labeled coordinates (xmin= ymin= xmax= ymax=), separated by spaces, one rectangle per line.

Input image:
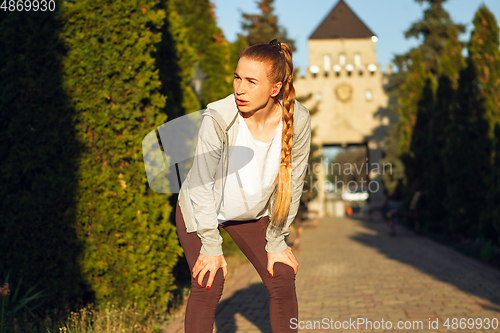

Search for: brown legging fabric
xmin=175 ymin=201 xmax=298 ymax=332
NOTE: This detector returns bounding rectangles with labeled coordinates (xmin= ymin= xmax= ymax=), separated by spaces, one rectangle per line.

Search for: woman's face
xmin=233 ymin=57 xmax=281 ymax=113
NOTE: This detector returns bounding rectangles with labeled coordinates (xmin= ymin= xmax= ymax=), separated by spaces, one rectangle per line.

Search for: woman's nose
xmin=235 ymin=82 xmax=245 ymax=95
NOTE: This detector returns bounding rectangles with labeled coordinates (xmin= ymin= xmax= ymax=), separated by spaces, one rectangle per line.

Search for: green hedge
xmin=0 ymin=3 xmax=87 ymax=309
xmin=58 ymin=0 xmax=183 ymax=310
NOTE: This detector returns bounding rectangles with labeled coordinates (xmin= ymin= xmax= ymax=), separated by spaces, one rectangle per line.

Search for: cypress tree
xmin=442 ymin=55 xmax=491 ymax=240
xmin=60 ymin=0 xmax=182 ymax=310
xmin=384 ymin=0 xmax=465 ymax=210
xmin=468 ymin=5 xmax=500 ymax=243
xmin=426 ymin=27 xmax=465 ymax=234
xmin=380 ymin=123 xmax=406 ymax=198
xmin=172 ymin=0 xmax=234 ymax=107
xmin=490 ymin=123 xmax=500 ymax=244
xmin=468 ymin=5 xmax=500 ymax=141
xmin=156 ymin=0 xmax=200 ymax=120
xmin=398 ymin=50 xmax=427 ymax=196
xmin=408 ymin=76 xmax=435 ymax=231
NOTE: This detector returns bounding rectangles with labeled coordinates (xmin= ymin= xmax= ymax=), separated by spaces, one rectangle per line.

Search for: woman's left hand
xmin=267 ymin=246 xmax=298 ymax=277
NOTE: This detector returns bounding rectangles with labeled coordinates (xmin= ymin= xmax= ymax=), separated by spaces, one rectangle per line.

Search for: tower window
xmin=324 ymin=54 xmax=331 ymax=72
xmin=354 ymin=53 xmax=361 ymax=68
xmin=365 ymin=89 xmax=373 ymax=101
xmin=339 ymin=53 xmax=346 ymax=66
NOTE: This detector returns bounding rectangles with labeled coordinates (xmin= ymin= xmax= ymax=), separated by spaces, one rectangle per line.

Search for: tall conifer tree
xmin=60 ymin=0 xmax=182 ymax=310
xmin=386 ymin=0 xmax=465 ymax=115
xmin=398 ymin=50 xmax=428 ymax=167
xmin=239 ymin=0 xmax=295 ymax=51
xmin=408 ymin=76 xmax=435 ymax=230
xmin=383 ymin=0 xmax=465 ymax=213
xmin=425 ymin=27 xmax=465 ymax=234
xmin=172 ymin=0 xmax=234 ymax=107
xmin=468 ymin=5 xmax=500 ymax=242
xmin=490 ymin=123 xmax=500 ymax=243
xmin=156 ymin=0 xmax=200 ymax=120
xmin=468 ymin=5 xmax=500 ymax=141
xmin=442 ymin=55 xmax=491 ymax=240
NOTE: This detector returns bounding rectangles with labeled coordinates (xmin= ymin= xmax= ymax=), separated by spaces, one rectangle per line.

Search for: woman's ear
xmin=271 ymin=82 xmax=283 ymax=97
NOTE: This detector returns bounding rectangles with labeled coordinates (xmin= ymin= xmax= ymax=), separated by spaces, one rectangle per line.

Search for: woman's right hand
xmin=192 ymin=253 xmax=228 ymax=290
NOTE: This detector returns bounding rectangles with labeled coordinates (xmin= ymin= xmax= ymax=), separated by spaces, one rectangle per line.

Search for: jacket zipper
xmin=204 ymin=113 xmax=229 ymax=212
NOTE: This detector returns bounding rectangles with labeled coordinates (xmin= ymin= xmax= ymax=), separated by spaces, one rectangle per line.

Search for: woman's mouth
xmin=236 ymin=98 xmax=248 ymax=106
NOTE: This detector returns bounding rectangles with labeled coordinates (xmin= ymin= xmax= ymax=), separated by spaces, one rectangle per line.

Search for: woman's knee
xmin=272 ymin=262 xmax=296 ymax=279
xmin=266 ymin=262 xmax=296 ymax=295
xmin=189 ymin=268 xmax=225 ymax=301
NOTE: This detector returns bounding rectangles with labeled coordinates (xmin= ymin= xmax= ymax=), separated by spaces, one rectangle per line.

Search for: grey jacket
xmin=178 ymin=94 xmax=311 ymax=256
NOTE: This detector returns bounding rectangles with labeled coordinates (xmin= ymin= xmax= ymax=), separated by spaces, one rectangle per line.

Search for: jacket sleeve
xmin=265 ymin=108 xmax=311 ymax=253
xmin=187 ymin=113 xmax=224 ymax=257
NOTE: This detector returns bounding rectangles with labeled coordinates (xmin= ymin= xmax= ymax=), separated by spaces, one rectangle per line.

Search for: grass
xmin=9 ymin=299 xmax=169 ymax=333
xmin=5 ymin=250 xmax=251 ymax=333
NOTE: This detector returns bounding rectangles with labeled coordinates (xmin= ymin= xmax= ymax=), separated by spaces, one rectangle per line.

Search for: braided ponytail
xmin=239 ymin=41 xmax=295 ymax=234
xmin=270 ymin=43 xmax=295 ymax=234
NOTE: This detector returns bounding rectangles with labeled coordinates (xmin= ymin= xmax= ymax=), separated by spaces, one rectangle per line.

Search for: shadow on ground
xmin=348 ymin=214 xmax=500 ymax=312
xmin=214 ymin=283 xmax=271 ymax=333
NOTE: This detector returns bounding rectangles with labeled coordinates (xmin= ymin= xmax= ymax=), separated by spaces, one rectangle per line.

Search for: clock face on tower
xmin=335 ymin=83 xmax=353 ymax=103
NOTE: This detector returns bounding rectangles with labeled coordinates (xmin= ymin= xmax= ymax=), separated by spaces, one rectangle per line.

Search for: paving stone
xmin=164 ymin=215 xmax=500 ymax=332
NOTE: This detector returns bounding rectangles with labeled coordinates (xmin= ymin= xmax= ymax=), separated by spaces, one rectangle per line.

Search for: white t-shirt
xmin=217 ymin=111 xmax=282 ymax=223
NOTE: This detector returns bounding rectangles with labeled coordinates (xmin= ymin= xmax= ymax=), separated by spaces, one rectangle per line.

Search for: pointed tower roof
xmin=310 ymin=0 xmax=376 ymax=40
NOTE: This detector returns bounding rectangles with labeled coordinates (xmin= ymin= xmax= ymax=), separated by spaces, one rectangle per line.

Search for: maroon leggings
xmin=175 ymin=201 xmax=298 ymax=332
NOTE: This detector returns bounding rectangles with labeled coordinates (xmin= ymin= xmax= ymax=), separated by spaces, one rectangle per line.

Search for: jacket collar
xmin=206 ymin=93 xmax=288 ymax=132
xmin=205 ymin=94 xmax=239 ymax=132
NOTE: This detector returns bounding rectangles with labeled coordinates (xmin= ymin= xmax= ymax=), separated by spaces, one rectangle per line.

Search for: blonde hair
xmin=239 ymin=41 xmax=295 ymax=235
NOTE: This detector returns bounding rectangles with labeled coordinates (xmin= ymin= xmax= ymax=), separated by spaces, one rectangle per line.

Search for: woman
xmin=176 ymin=39 xmax=311 ymax=332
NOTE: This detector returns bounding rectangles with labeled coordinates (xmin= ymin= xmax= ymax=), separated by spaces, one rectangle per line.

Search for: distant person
xmin=175 ymin=39 xmax=311 ymax=332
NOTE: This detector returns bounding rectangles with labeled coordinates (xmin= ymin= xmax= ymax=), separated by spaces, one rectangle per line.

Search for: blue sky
xmin=212 ymin=0 xmax=500 ymax=75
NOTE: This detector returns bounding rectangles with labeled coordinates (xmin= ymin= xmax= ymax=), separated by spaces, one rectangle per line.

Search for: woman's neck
xmin=240 ymin=99 xmax=282 ymax=127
